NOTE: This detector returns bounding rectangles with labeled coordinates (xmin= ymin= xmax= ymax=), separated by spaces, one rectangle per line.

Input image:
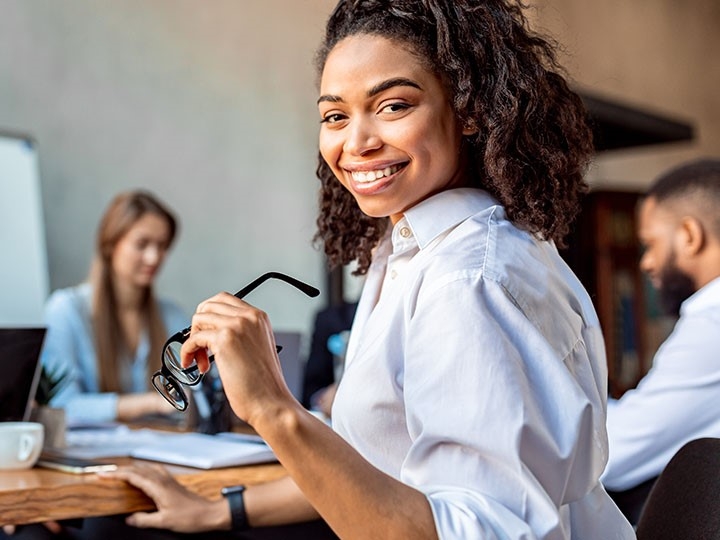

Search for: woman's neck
xmin=112 ymin=280 xmax=147 ymax=312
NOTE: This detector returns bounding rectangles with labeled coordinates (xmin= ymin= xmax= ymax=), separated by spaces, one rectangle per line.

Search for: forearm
xmin=245 ymin=475 xmax=320 ymax=527
xmin=252 ymin=404 xmax=437 ymax=540
xmin=116 ymin=392 xmax=174 ymax=421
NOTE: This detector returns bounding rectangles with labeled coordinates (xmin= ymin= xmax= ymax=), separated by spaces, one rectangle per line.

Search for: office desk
xmin=0 ymin=458 xmax=286 ymax=526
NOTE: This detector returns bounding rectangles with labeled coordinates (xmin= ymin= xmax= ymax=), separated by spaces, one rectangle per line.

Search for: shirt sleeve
xmin=158 ymin=297 xmax=190 ymax=334
xmin=401 ymin=272 xmax=606 ymax=539
xmin=602 ymin=313 xmax=720 ymax=490
xmin=41 ymin=288 xmax=119 ymax=422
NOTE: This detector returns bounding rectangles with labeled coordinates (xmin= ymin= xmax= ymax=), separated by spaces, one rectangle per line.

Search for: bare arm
xmin=116 ymin=392 xmax=176 ymax=422
xmin=254 ymin=403 xmax=437 ymax=539
xmin=182 ymin=293 xmax=438 ymax=540
xmin=101 ymin=467 xmax=319 ymax=533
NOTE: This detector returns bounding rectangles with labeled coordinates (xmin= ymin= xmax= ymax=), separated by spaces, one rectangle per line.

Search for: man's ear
xmin=677 ymin=216 xmax=706 ymax=257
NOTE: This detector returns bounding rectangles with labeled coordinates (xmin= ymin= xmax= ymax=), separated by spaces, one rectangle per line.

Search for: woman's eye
xmin=320 ymin=113 xmax=346 ymax=124
xmin=380 ymin=102 xmax=410 ymax=114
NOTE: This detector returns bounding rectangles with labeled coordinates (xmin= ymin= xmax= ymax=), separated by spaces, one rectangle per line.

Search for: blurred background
xmin=1 ymin=0 xmax=718 ymax=392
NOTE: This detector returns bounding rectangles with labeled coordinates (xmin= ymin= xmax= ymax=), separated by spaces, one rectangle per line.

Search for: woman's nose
xmin=144 ymin=245 xmax=163 ymax=265
xmin=343 ymin=118 xmax=381 ymax=156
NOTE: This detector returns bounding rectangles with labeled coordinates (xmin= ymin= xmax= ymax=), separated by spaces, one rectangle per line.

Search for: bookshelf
xmin=561 ymin=191 xmax=657 ymax=397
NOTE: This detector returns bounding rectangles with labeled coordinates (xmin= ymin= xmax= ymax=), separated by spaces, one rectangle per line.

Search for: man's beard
xmin=657 ymin=253 xmax=696 ymax=317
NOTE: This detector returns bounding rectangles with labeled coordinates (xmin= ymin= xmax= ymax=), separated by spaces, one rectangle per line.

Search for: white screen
xmin=0 ymin=132 xmax=49 ymax=326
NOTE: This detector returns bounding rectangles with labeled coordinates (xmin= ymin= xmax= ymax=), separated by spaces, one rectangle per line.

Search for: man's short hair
xmin=647 ymin=158 xmax=720 ymax=236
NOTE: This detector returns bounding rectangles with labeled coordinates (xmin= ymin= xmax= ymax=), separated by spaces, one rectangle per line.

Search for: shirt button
xmin=399 ymin=227 xmax=411 ymax=238
xmin=390 ymin=269 xmax=398 ymax=280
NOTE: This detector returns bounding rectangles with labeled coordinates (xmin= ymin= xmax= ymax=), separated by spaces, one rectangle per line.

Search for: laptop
xmin=274 ymin=331 xmax=303 ymax=400
xmin=0 ymin=328 xmax=46 ymax=421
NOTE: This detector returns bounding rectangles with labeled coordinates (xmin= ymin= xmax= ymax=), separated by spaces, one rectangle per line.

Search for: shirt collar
xmin=398 ymin=188 xmax=499 ymax=250
xmin=680 ymin=275 xmax=720 ymax=316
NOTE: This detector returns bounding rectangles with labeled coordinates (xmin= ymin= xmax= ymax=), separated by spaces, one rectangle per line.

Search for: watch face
xmin=222 ymin=485 xmax=246 ymax=496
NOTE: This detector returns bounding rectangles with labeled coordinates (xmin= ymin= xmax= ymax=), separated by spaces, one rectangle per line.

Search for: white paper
xmin=130 ymin=432 xmax=276 ymax=469
xmin=60 ymin=426 xmax=276 ymax=468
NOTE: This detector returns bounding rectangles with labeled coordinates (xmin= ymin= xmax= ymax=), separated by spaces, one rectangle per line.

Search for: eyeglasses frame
xmin=151 ymin=271 xmax=320 ymax=411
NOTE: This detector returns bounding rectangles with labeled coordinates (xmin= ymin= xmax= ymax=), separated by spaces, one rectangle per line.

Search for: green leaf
xmin=35 ymin=364 xmax=70 ymax=406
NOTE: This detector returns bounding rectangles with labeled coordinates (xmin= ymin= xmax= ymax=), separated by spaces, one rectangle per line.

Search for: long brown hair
xmin=89 ymin=190 xmax=178 ymax=392
xmin=313 ymin=0 xmax=594 ymax=275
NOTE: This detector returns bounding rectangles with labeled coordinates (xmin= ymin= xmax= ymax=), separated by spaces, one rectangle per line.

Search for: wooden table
xmin=0 ymin=458 xmax=286 ymax=526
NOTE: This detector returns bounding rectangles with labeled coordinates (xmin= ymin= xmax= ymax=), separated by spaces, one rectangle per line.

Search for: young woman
xmin=96 ymin=1 xmax=633 ymax=538
xmin=40 ymin=190 xmax=187 ymax=423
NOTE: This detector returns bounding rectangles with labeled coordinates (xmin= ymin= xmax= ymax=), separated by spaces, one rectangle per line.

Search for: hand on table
xmin=116 ymin=392 xmax=177 ymax=422
xmin=100 ymin=463 xmax=230 ymax=533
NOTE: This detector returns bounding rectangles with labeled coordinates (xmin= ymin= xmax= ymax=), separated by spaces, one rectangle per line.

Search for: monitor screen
xmin=0 ymin=327 xmax=46 ymax=421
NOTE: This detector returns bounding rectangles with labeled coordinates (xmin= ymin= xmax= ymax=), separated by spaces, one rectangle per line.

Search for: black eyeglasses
xmin=152 ymin=272 xmax=320 ymax=411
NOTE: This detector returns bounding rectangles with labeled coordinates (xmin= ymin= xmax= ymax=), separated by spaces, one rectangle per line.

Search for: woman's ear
xmin=462 ymin=123 xmax=478 ymax=136
xmin=460 ymin=117 xmax=479 ymax=136
xmin=677 ymin=216 xmax=706 ymax=257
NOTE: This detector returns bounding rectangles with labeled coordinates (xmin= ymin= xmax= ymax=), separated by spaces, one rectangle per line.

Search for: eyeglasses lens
xmin=152 ymin=372 xmax=188 ymax=411
xmin=162 ymin=340 xmax=202 ymax=385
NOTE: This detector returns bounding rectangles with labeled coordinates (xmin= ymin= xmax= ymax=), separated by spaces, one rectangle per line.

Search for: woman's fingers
xmin=179 ymin=295 xmax=258 ymax=371
xmin=101 ymin=464 xmax=222 ymax=533
xmin=100 ymin=464 xmax=177 ymax=501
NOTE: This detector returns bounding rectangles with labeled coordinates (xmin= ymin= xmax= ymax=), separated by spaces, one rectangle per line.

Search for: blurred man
xmin=602 ymin=158 xmax=720 ymax=522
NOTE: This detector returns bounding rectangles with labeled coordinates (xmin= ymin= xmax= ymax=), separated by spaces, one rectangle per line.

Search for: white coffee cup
xmin=0 ymin=422 xmax=44 ymax=470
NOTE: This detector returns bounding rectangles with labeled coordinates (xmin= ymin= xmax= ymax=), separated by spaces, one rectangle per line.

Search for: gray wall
xmin=531 ymin=0 xmax=720 ymax=188
xmin=0 ymin=0 xmax=337 ymax=334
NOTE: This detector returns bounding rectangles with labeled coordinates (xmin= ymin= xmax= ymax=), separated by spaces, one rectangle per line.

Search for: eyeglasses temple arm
xmin=233 ymin=271 xmax=320 ymax=300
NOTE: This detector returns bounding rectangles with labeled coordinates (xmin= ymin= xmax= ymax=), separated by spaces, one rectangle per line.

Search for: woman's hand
xmin=116 ymin=391 xmax=177 ymax=422
xmin=180 ymin=292 xmax=297 ymax=427
xmin=100 ymin=464 xmax=231 ymax=533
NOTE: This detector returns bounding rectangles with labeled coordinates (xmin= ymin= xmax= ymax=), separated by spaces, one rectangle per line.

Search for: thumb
xmin=125 ymin=511 xmax=166 ymax=530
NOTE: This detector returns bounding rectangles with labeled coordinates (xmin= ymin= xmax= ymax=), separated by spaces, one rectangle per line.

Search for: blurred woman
xmin=40 ymin=190 xmax=187 ymax=423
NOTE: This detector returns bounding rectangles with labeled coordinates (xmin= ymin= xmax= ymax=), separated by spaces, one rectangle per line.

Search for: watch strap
xmin=221 ymin=485 xmax=249 ymax=531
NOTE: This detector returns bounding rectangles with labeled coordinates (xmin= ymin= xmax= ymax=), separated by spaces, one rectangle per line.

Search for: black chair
xmin=636 ymin=438 xmax=720 ymax=539
xmin=607 ymin=475 xmax=658 ymax=527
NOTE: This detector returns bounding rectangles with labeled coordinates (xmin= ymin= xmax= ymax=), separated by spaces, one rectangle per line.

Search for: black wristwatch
xmin=221 ymin=485 xmax=249 ymax=531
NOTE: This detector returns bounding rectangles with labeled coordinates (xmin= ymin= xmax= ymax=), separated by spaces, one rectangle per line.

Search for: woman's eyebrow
xmin=317 ymin=77 xmax=422 ymax=105
xmin=367 ymin=77 xmax=421 ymax=98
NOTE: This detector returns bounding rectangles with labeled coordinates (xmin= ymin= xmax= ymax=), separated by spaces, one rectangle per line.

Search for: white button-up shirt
xmin=603 ymin=276 xmax=720 ymax=491
xmin=332 ymin=188 xmax=633 ymax=539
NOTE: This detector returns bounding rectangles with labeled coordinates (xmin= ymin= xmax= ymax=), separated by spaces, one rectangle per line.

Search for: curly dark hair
xmin=313 ymin=0 xmax=594 ymax=275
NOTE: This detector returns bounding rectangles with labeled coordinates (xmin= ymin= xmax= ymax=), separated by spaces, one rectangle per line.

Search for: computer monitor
xmin=0 ymin=328 xmax=46 ymax=421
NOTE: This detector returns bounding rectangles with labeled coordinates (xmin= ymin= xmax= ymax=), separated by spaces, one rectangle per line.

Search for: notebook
xmin=61 ymin=425 xmax=277 ymax=469
xmin=0 ymin=327 xmax=46 ymax=421
xmin=130 ymin=431 xmax=276 ymax=469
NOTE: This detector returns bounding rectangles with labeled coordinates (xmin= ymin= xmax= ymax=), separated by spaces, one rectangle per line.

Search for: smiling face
xmin=318 ymin=34 xmax=470 ymax=224
xmin=111 ymin=213 xmax=172 ymax=289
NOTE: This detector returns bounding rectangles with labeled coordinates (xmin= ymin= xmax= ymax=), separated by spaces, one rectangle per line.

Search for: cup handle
xmin=18 ymin=433 xmax=35 ymax=461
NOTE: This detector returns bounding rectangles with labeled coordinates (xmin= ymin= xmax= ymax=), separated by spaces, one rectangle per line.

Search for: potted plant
xmin=31 ymin=365 xmax=70 ymax=449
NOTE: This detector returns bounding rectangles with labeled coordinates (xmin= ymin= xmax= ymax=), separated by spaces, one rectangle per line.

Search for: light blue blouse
xmin=40 ymin=283 xmax=188 ymax=422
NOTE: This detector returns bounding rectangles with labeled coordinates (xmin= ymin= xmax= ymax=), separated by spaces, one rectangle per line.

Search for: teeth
xmin=351 ymin=164 xmax=402 ymax=183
